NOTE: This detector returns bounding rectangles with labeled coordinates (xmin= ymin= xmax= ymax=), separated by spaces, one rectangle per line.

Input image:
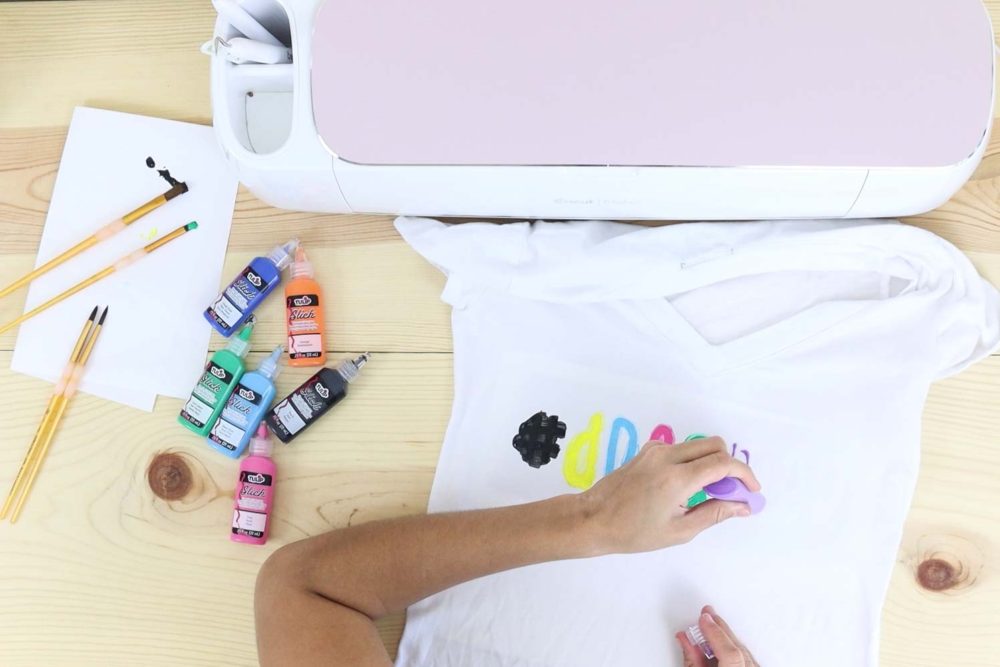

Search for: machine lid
xmin=311 ymin=0 xmax=993 ymax=168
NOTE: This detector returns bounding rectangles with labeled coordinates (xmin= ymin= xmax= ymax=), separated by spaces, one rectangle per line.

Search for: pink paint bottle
xmin=231 ymin=423 xmax=276 ymax=545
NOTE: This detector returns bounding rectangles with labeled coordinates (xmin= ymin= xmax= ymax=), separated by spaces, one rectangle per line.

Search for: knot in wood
xmin=147 ymin=452 xmax=193 ymax=501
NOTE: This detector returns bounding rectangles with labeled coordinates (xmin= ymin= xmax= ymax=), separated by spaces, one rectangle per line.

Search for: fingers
xmin=683 ymin=450 xmax=761 ymax=494
xmin=639 ymin=439 xmax=664 ymax=455
xmin=700 ymin=607 xmax=759 ymax=667
xmin=675 ymin=631 xmax=709 ymax=667
xmin=648 ymin=437 xmax=761 ymax=493
xmin=697 ymin=611 xmax=745 ymax=666
xmin=704 ymin=606 xmax=742 ymax=644
xmin=657 ymin=436 xmax=728 ymax=463
xmin=674 ymin=499 xmax=750 ymax=541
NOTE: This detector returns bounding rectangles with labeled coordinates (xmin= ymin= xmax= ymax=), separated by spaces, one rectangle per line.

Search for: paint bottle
xmin=206 ymin=345 xmax=283 ymax=458
xmin=285 ymin=246 xmax=327 ymax=367
xmin=205 ymin=239 xmax=299 ymax=336
xmin=178 ymin=319 xmax=255 ymax=436
xmin=265 ymin=354 xmax=369 ymax=443
xmin=685 ymin=623 xmax=715 ymax=660
xmin=231 ymin=423 xmax=276 ymax=545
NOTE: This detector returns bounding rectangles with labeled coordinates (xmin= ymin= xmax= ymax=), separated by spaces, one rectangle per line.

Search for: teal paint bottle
xmin=178 ymin=319 xmax=256 ymax=436
xmin=207 ymin=346 xmax=283 ymax=458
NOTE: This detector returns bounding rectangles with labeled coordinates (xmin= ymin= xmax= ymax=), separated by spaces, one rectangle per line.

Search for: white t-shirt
xmin=393 ymin=217 xmax=999 ymax=667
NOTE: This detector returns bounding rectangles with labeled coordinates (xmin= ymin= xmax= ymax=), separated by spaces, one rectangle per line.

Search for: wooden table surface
xmin=1 ymin=2 xmax=999 ymax=665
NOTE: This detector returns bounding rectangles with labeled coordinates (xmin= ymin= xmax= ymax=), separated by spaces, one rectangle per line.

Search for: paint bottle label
xmin=286 ymin=293 xmax=323 ymax=360
xmin=232 ymin=470 xmax=272 ymax=539
xmin=209 ymin=382 xmax=263 ymax=452
xmin=267 ymin=371 xmax=346 ymax=441
xmin=180 ymin=362 xmax=234 ymax=429
xmin=207 ymin=266 xmax=266 ymax=330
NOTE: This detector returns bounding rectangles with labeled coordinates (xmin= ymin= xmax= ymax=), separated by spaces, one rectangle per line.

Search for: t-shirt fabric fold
xmin=393 ymin=217 xmax=999 ymax=667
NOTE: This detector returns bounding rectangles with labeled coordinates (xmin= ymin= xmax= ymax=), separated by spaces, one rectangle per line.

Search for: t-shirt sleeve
xmin=931 ymin=252 xmax=1000 ymax=379
xmin=928 ymin=235 xmax=1000 ymax=379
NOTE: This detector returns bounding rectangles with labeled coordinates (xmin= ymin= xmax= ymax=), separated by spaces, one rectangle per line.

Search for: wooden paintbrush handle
xmin=0 ymin=267 xmax=114 ymax=336
xmin=7 ymin=396 xmax=70 ymax=524
xmin=0 ymin=235 xmax=98 ymax=300
xmin=0 ymin=393 xmax=61 ymax=519
xmin=0 ymin=184 xmax=184 ymax=301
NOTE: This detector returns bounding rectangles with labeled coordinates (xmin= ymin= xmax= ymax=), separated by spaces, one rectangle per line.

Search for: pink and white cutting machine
xmin=210 ymin=0 xmax=995 ymax=219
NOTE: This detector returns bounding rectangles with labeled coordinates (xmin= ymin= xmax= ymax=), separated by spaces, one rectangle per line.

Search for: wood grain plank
xmin=0 ymin=237 xmax=453 ymax=353
xmin=0 ymin=351 xmax=452 ymax=666
xmin=882 ymin=359 xmax=1000 ymax=664
xmin=1 ymin=352 xmax=999 ymax=664
xmin=3 ymin=116 xmax=1000 ymax=353
xmin=1 ymin=0 xmax=1000 ymax=665
xmin=0 ymin=1 xmax=214 ymax=129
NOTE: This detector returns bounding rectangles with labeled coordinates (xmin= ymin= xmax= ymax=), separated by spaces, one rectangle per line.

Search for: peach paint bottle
xmin=284 ymin=246 xmax=327 ymax=367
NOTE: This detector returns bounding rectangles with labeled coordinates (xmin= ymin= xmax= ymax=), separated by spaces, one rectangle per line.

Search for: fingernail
xmin=701 ymin=612 xmax=715 ymax=625
xmin=736 ymin=506 xmax=751 ymax=517
xmin=704 ymin=605 xmax=717 ymax=615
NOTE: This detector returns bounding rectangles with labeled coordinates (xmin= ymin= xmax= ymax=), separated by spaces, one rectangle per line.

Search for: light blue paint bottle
xmin=207 ymin=346 xmax=283 ymax=458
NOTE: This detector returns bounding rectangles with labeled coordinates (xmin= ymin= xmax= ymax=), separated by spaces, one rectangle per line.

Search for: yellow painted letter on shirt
xmin=563 ymin=412 xmax=603 ymax=490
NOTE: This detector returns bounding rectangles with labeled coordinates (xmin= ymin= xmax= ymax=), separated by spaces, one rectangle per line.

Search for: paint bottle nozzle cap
xmin=226 ymin=319 xmax=255 ymax=358
xmin=257 ymin=345 xmax=284 ymax=380
xmin=336 ymin=353 xmax=370 ymax=383
xmin=685 ymin=625 xmax=714 ymax=660
xmin=269 ymin=238 xmax=300 ymax=271
xmin=291 ymin=246 xmax=314 ymax=279
xmin=250 ymin=422 xmax=272 ymax=457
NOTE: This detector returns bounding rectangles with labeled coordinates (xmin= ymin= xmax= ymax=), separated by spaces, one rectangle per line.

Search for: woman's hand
xmin=579 ymin=436 xmax=761 ymax=555
xmin=676 ymin=605 xmax=759 ymax=667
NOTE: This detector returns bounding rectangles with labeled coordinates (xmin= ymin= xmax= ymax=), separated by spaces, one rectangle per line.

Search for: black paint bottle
xmin=265 ymin=354 xmax=369 ymax=443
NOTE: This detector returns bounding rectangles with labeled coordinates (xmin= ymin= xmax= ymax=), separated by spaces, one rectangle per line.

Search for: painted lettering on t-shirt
xmin=562 ymin=415 xmax=741 ymax=490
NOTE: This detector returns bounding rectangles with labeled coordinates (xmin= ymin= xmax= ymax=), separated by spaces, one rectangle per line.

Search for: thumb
xmin=677 ymin=500 xmax=750 ymax=539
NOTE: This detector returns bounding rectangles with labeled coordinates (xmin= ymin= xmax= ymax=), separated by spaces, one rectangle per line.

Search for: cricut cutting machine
xmin=210 ymin=0 xmax=995 ymax=219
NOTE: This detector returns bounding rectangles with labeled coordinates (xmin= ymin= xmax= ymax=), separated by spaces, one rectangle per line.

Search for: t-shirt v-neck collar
xmin=632 ymin=245 xmax=919 ymax=375
xmin=396 ymin=217 xmax=957 ymax=375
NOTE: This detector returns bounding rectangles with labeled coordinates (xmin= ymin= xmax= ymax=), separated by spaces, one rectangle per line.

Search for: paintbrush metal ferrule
xmin=164 ymin=181 xmax=189 ymax=200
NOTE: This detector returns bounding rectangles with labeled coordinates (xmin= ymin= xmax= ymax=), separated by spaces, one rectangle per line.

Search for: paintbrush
xmin=0 ymin=181 xmax=188 ymax=301
xmin=6 ymin=306 xmax=108 ymax=523
xmin=0 ymin=305 xmax=97 ymax=520
xmin=1 ymin=305 xmax=105 ymax=523
xmin=0 ymin=221 xmax=197 ymax=336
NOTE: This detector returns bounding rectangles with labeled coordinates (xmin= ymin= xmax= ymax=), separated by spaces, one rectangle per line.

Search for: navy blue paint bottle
xmin=205 ymin=239 xmax=298 ymax=337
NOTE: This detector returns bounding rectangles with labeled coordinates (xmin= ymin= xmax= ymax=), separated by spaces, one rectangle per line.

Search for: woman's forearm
xmin=255 ymin=437 xmax=759 ymax=666
xmin=267 ymin=493 xmax=602 ymax=619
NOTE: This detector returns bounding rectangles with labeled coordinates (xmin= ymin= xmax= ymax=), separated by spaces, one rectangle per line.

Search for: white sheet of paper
xmin=11 ymin=107 xmax=238 ymax=411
